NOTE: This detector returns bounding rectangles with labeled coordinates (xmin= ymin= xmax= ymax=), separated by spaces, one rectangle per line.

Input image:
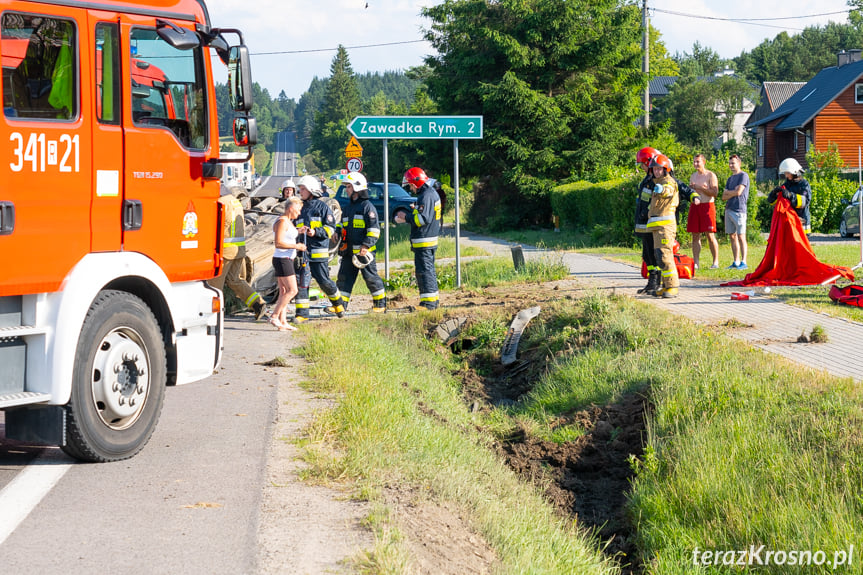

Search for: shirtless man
xmin=687 ymin=154 xmax=720 ymax=269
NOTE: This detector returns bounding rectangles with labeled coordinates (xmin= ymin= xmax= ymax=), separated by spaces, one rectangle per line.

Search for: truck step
xmin=0 ymin=325 xmax=47 ymax=338
xmin=0 ymin=392 xmax=51 ymax=409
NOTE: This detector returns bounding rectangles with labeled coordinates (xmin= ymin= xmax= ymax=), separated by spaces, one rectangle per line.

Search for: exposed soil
xmin=431 ymin=283 xmax=649 ymax=573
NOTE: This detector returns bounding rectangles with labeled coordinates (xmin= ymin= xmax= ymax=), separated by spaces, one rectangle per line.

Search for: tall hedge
xmin=550 ymin=176 xmax=640 ymax=246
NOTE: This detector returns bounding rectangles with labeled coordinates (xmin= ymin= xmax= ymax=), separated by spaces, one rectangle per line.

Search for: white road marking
xmin=0 ymin=450 xmax=72 ymax=545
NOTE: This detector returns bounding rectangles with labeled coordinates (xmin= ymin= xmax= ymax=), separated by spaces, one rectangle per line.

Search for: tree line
xmin=218 ymin=0 xmax=863 ymax=230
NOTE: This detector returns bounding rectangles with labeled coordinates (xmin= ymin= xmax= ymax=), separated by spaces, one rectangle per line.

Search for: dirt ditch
xmin=437 ymin=286 xmax=649 ymax=573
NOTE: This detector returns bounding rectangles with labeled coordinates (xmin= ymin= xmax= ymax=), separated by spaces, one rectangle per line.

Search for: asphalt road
xmin=0 ymin=317 xmax=290 ymax=575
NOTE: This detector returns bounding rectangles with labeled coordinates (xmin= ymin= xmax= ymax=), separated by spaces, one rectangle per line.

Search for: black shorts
xmin=273 ymin=257 xmax=295 ymax=277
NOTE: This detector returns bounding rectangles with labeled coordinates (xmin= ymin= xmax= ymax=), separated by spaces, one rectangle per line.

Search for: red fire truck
xmin=0 ymin=0 xmax=258 ymax=461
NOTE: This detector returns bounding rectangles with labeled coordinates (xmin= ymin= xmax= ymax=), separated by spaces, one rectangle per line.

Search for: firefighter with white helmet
xmin=280 ymin=179 xmax=296 ymax=199
xmin=292 ymin=175 xmax=344 ymax=322
xmin=768 ymin=157 xmax=812 ymax=233
xmin=334 ymin=172 xmax=387 ymax=312
xmin=646 ymin=154 xmax=680 ymax=298
xmin=397 ymin=166 xmax=442 ymax=310
xmin=208 ymin=186 xmax=267 ymax=319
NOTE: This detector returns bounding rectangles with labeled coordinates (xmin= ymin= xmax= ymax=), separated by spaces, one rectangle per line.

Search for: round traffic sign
xmin=346 ymin=158 xmax=363 ymax=173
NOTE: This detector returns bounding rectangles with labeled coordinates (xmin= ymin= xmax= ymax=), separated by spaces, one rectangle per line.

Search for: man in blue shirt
xmin=721 ymin=154 xmax=750 ymax=270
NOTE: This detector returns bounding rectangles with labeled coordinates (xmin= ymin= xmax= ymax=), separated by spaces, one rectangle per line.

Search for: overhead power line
xmin=651 ymin=7 xmax=851 ymax=32
xmin=251 ymin=39 xmax=426 ymax=56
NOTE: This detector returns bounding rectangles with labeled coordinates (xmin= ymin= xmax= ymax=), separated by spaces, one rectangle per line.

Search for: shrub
xmin=550 ymin=177 xmax=638 ymax=245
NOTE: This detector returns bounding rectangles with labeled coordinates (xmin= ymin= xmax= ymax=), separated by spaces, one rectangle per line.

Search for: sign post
xmin=347 ymin=116 xmax=483 ymax=287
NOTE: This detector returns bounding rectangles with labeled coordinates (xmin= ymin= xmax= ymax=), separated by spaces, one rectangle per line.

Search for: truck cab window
xmin=2 ymin=13 xmax=77 ymax=120
xmin=95 ymin=23 xmax=120 ymax=124
xmin=129 ymin=27 xmax=207 ymax=150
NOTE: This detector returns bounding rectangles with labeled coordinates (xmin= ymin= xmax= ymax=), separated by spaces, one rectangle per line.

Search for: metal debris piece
xmin=501 ymin=306 xmax=540 ymax=366
xmin=435 ymin=317 xmax=468 ymax=345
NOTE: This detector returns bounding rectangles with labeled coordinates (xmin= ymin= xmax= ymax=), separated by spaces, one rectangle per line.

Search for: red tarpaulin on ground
xmin=722 ymin=197 xmax=854 ymax=287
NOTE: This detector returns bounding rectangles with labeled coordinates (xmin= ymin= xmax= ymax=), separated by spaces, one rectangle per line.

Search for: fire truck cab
xmin=0 ymin=0 xmax=256 ymax=461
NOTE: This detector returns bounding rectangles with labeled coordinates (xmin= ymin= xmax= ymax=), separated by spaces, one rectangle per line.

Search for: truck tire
xmin=62 ymin=290 xmax=167 ymax=462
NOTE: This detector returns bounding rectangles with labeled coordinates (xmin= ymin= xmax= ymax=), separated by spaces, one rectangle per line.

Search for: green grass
xmin=298 ymin=314 xmax=620 ymax=574
xmin=499 ymin=292 xmax=863 ymax=575
xmin=296 ymin=289 xmax=863 ymax=573
xmin=382 ymin=225 xmax=487 ymax=261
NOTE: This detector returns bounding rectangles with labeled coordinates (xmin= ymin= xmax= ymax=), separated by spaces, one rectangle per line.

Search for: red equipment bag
xmin=640 ymin=252 xmax=696 ymax=279
xmin=828 ymin=284 xmax=863 ymax=307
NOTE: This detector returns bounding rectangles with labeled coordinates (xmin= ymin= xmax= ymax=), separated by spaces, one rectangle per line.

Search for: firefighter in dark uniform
xmin=397 ymin=167 xmax=442 ymax=310
xmin=335 ymin=172 xmax=387 ymax=312
xmin=292 ymin=175 xmax=344 ymax=323
xmin=767 ymin=157 xmax=812 ymax=233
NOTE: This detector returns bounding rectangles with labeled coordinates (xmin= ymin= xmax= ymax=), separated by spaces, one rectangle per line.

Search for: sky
xmin=204 ymin=0 xmax=855 ymax=102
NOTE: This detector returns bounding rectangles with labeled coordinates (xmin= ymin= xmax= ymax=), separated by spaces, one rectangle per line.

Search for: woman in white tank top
xmin=271 ymin=197 xmax=306 ymax=330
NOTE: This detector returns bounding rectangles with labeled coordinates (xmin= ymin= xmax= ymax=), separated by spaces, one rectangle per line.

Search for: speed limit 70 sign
xmin=346 ymin=158 xmax=363 ymax=173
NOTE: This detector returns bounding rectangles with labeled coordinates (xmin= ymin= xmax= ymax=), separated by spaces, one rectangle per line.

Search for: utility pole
xmin=643 ymin=0 xmax=650 ymax=130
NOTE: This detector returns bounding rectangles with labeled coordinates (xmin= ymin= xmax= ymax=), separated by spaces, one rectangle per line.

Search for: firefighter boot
xmin=252 ymin=299 xmax=267 ymax=321
xmin=661 ymin=287 xmax=679 ymax=298
xmin=638 ymin=269 xmax=660 ymax=295
xmin=324 ymin=296 xmax=346 ymax=318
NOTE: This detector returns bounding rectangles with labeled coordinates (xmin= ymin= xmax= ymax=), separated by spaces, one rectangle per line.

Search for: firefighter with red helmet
xmin=397 ymin=167 xmax=442 ymax=310
xmin=635 ymin=146 xmax=661 ymax=295
xmin=647 ymin=154 xmax=680 ymax=298
xmin=334 ymin=172 xmax=387 ymax=312
xmin=292 ymin=175 xmax=344 ymax=323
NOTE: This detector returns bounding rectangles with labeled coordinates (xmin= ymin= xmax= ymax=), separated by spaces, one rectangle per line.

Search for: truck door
xmin=0 ymin=6 xmax=93 ymax=296
xmin=89 ymin=16 xmax=122 ymax=252
xmin=120 ymin=17 xmax=217 ymax=281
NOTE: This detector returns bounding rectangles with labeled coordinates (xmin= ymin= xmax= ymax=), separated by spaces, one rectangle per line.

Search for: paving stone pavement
xmin=458 ymin=231 xmax=862 ymax=383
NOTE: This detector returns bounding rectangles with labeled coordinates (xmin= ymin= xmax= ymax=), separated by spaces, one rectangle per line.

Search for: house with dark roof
xmin=747 ymin=50 xmax=863 ymax=181
xmin=648 ymin=70 xmax=756 ymax=147
xmin=745 ymin=82 xmax=807 ymax=126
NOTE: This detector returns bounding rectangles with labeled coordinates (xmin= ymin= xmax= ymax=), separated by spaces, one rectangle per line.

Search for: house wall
xmin=815 ymin=82 xmax=863 ymax=169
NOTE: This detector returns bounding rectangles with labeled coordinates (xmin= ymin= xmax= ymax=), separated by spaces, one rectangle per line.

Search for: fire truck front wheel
xmin=62 ymin=290 xmax=167 ymax=462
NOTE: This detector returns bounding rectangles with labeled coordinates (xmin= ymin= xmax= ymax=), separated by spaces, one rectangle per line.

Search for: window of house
xmin=856 ymin=83 xmax=863 ymax=104
xmin=793 ymin=132 xmax=798 ymax=152
xmin=805 ymin=129 xmax=812 ymax=152
xmin=757 ymin=136 xmax=764 ymax=157
xmin=2 ymin=13 xmax=77 ymax=120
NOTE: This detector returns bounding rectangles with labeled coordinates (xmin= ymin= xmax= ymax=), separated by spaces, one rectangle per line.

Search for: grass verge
xmin=298 ymin=285 xmax=863 ymax=574
xmin=298 ymin=313 xmax=619 ymax=574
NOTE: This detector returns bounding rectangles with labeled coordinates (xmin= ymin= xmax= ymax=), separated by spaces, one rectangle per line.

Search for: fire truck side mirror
xmin=233 ymin=117 xmax=257 ymax=148
xmin=228 ymin=46 xmax=253 ymax=112
xmin=156 ymin=19 xmax=200 ymax=51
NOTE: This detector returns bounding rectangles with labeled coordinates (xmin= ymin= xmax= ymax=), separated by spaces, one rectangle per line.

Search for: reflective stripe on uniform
xmin=294 ymin=299 xmax=310 ymax=309
xmin=223 ymin=236 xmax=245 ymax=247
xmin=640 ymin=191 xmax=652 ymax=201
xmin=420 ymin=292 xmax=439 ymax=302
xmin=310 ymin=248 xmax=330 ymax=259
xmin=339 ymin=291 xmax=352 ymax=301
xmin=352 ymin=216 xmax=366 ymax=228
xmin=410 ymin=236 xmax=438 ymax=248
xmin=371 ymin=288 xmax=386 ymax=300
xmin=646 ymin=216 xmax=674 ymax=228
xmin=367 ymin=228 xmax=380 ymax=238
xmin=244 ymin=292 xmax=261 ymax=306
xmin=661 ymin=270 xmax=674 ymax=278
xmin=352 ymin=246 xmax=376 ymax=254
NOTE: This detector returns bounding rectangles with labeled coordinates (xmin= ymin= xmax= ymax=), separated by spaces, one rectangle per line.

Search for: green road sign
xmin=347 ymin=116 xmax=483 ymax=139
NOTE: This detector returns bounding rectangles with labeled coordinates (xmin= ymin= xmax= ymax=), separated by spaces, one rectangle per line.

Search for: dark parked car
xmin=334 ymin=182 xmax=416 ymax=224
xmin=840 ymin=186 xmax=863 ymax=238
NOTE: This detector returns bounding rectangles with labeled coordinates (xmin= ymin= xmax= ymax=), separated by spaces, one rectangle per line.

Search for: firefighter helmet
xmin=778 ymin=158 xmax=804 ymax=176
xmin=297 ymin=175 xmax=323 ymax=197
xmin=352 ymin=251 xmax=374 ymax=269
xmin=636 ymin=147 xmax=661 ymax=169
xmin=344 ymin=172 xmax=367 ymax=192
xmin=280 ymin=179 xmax=296 ymax=195
xmin=649 ymin=154 xmax=674 ymax=173
xmin=402 ymin=167 xmax=428 ymax=188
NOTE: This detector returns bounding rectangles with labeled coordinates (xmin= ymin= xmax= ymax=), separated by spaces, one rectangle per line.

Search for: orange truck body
xmin=0 ymin=0 xmax=247 ymax=461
